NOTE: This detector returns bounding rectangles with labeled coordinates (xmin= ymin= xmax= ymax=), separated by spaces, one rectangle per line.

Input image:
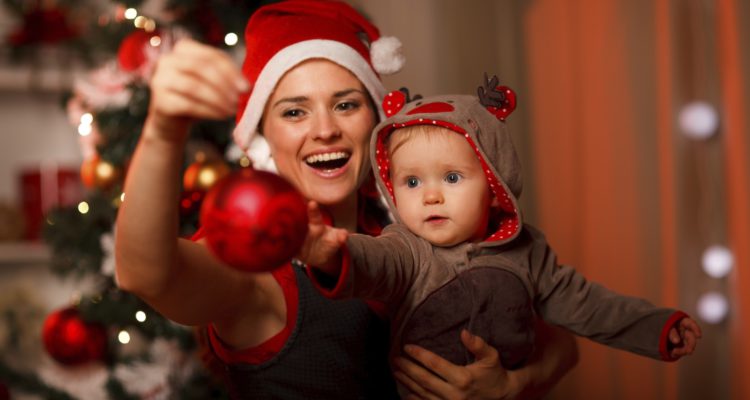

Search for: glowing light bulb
xmin=118 ymin=330 xmax=131 ymax=344
xmin=225 ymin=33 xmax=239 ymax=46
xmin=135 ymin=311 xmax=147 ymax=322
xmin=150 ymin=36 xmax=162 ymax=47
xmin=78 ymin=201 xmax=90 ymax=214
xmin=78 ymin=123 xmax=92 ymax=136
xmin=678 ymin=101 xmax=719 ymax=139
xmin=144 ymin=19 xmax=157 ymax=32
xmin=124 ymin=8 xmax=138 ymax=20
xmin=134 ymin=15 xmax=147 ymax=28
xmin=80 ymin=113 xmax=93 ymax=125
xmin=702 ymin=245 xmax=734 ymax=278
xmin=697 ymin=291 xmax=729 ymax=324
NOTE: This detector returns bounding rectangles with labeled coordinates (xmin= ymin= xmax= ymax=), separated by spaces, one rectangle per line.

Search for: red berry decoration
xmin=42 ymin=307 xmax=107 ymax=366
xmin=382 ymin=90 xmax=406 ymax=117
xmin=200 ymin=168 xmax=309 ymax=272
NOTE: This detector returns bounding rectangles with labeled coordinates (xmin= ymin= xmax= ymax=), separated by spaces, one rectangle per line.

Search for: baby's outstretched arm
xmin=297 ymin=201 xmax=348 ymax=275
xmin=668 ymin=317 xmax=702 ymax=359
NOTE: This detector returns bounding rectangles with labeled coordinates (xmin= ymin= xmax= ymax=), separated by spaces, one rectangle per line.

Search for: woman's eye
xmin=406 ymin=177 xmax=420 ymax=188
xmin=282 ymin=109 xmax=304 ymax=119
xmin=336 ymin=101 xmax=360 ymax=112
xmin=445 ymin=172 xmax=461 ymax=184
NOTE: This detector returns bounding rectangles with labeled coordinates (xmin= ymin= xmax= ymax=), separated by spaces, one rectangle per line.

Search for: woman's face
xmin=261 ymin=60 xmax=377 ymax=206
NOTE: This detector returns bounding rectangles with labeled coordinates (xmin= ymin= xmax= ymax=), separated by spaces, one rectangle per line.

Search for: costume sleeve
xmin=327 ymin=224 xmax=420 ymax=306
xmin=525 ymin=226 xmax=685 ymax=361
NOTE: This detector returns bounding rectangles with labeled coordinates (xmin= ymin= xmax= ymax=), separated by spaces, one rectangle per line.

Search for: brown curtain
xmin=522 ymin=0 xmax=748 ymax=399
xmin=716 ymin=1 xmax=750 ymax=399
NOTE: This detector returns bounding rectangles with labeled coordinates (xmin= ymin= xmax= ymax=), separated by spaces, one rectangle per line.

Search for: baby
xmin=300 ymin=74 xmax=701 ymax=370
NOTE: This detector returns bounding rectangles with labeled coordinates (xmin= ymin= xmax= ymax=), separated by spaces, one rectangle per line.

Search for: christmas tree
xmin=0 ymin=1 xmax=269 ymax=398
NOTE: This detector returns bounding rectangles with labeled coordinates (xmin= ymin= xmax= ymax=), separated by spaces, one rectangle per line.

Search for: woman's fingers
xmin=171 ymin=38 xmax=248 ymax=94
xmin=460 ymin=329 xmax=500 ymax=367
xmin=150 ymin=39 xmax=248 ymax=120
xmin=394 ymin=355 xmax=451 ymax=399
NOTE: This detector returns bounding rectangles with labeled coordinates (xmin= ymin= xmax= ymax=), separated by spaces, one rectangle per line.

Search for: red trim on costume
xmin=208 ymin=263 xmax=299 ymax=364
xmin=365 ymin=300 xmax=388 ymax=321
xmin=374 ymin=119 xmax=519 ymax=242
xmin=658 ymin=310 xmax=689 ymax=361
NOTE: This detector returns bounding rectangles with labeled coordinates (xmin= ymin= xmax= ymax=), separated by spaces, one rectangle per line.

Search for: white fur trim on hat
xmin=370 ymin=36 xmax=405 ymax=75
xmin=233 ymin=39 xmax=388 ymax=161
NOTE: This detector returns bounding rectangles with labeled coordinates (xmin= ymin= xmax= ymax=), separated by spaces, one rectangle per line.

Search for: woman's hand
xmin=147 ymin=38 xmax=249 ymax=141
xmin=393 ymin=330 xmax=523 ymax=400
xmin=394 ymin=320 xmax=578 ymax=400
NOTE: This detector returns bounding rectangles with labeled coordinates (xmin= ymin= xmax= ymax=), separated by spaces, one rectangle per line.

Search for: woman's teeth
xmin=305 ymin=152 xmax=350 ymax=169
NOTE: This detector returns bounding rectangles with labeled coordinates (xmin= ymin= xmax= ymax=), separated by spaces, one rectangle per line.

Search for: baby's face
xmin=389 ymin=130 xmax=493 ymax=247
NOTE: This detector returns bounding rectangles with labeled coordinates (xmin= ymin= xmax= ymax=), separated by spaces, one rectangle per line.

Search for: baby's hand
xmin=668 ymin=317 xmax=702 ymax=359
xmin=297 ymin=201 xmax=348 ymax=274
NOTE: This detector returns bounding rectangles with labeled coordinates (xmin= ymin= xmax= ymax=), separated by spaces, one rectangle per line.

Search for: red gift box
xmin=19 ymin=165 xmax=83 ymax=240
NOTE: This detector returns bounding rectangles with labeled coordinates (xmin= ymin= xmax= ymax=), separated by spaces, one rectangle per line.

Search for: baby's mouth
xmin=305 ymin=151 xmax=350 ymax=171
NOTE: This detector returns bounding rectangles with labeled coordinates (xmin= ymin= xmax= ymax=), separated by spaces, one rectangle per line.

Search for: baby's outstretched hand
xmin=297 ymin=201 xmax=348 ymax=275
xmin=668 ymin=317 xmax=702 ymax=359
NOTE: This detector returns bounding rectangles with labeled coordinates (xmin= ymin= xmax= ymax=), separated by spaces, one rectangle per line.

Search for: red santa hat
xmin=233 ymin=0 xmax=404 ymax=164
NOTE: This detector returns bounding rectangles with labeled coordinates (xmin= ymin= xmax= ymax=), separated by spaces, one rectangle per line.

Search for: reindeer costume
xmin=311 ymin=75 xmax=688 ymax=368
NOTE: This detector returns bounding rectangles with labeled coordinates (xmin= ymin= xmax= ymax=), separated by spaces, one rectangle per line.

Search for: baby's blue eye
xmin=445 ymin=172 xmax=461 ymax=184
xmin=406 ymin=177 xmax=420 ymax=188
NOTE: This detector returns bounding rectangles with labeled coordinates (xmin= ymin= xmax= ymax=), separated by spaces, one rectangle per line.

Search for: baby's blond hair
xmin=386 ymin=125 xmax=456 ymax=157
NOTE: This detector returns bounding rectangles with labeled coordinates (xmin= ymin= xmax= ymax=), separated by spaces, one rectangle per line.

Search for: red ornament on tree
xmin=42 ymin=306 xmax=107 ymax=366
xmin=200 ymin=168 xmax=308 ymax=272
xmin=180 ymin=189 xmax=205 ymax=217
xmin=117 ymin=29 xmax=160 ymax=72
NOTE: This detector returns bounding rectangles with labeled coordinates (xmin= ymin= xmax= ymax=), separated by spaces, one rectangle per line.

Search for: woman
xmin=115 ymin=1 xmax=577 ymax=398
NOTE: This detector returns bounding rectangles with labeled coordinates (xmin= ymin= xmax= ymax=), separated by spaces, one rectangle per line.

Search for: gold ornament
xmin=81 ymin=155 xmax=122 ymax=190
xmin=183 ymin=159 xmax=231 ymax=192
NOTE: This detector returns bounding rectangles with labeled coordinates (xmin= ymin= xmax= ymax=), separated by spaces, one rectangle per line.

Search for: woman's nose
xmin=311 ymin=110 xmax=341 ymax=140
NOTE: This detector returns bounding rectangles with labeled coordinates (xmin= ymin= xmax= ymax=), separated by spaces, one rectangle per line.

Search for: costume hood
xmin=370 ymin=75 xmax=523 ymax=246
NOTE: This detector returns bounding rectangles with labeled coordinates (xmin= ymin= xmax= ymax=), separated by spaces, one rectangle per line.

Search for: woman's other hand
xmin=393 ymin=330 xmax=522 ymax=400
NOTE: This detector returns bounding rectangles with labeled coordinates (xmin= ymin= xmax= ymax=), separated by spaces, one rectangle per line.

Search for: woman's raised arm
xmin=114 ymin=39 xmax=278 ymax=330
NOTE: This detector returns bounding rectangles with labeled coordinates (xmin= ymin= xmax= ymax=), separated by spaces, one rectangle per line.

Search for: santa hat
xmin=233 ymin=0 xmax=405 ymax=169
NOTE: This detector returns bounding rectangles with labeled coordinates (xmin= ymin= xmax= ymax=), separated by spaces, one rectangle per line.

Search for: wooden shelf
xmin=0 ymin=241 xmax=50 ymax=265
xmin=0 ymin=46 xmax=90 ymax=92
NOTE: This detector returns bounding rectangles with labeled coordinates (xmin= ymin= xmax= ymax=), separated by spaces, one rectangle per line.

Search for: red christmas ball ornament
xmin=118 ymin=30 xmax=159 ymax=72
xmin=42 ymin=306 xmax=107 ymax=366
xmin=200 ymin=168 xmax=308 ymax=272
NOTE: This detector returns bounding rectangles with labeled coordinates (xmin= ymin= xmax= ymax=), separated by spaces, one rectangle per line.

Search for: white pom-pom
xmin=371 ymin=36 xmax=405 ymax=75
xmin=245 ymin=134 xmax=278 ymax=173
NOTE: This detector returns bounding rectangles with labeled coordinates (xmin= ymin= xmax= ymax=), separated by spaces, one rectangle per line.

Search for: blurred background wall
xmin=0 ymin=0 xmax=747 ymax=399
